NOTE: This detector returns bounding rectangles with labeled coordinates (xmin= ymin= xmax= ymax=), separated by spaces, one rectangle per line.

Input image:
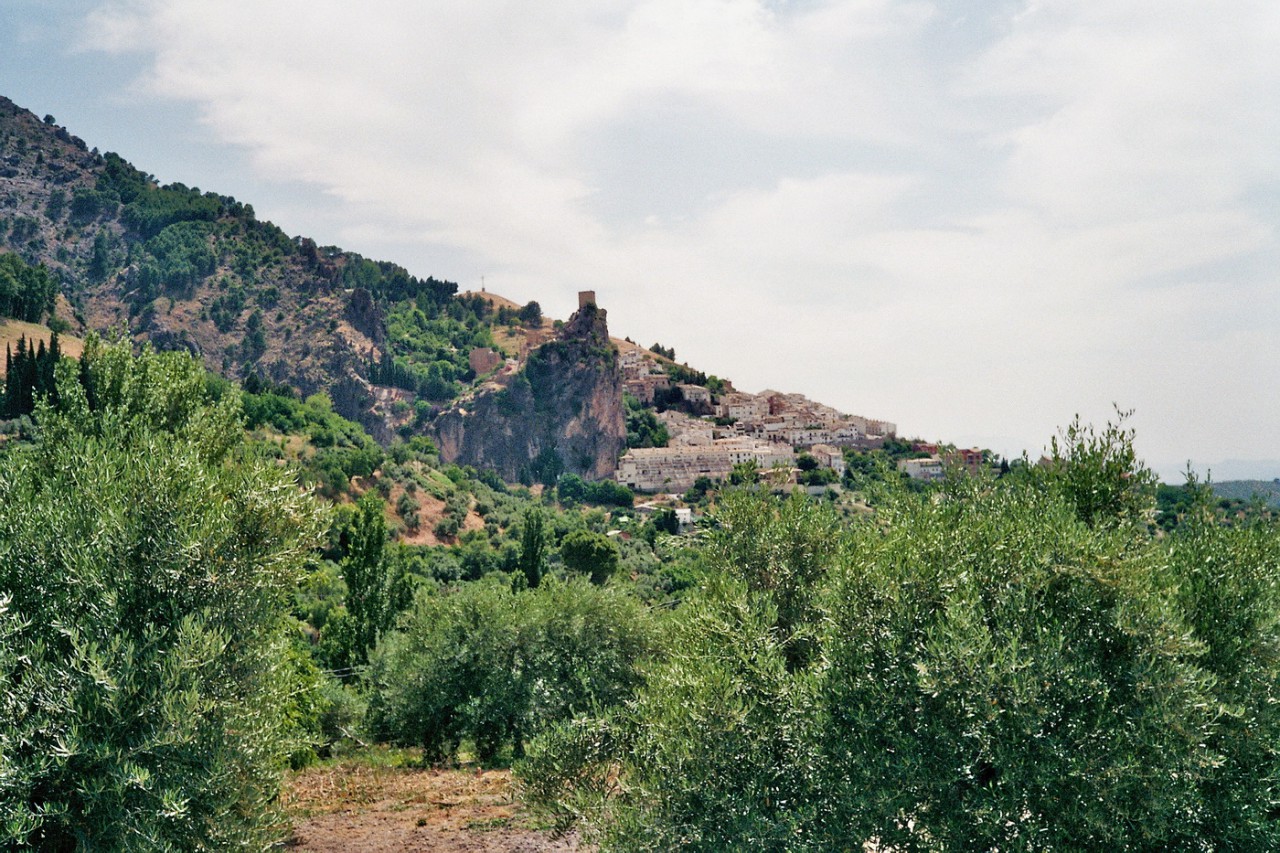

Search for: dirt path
xmin=283 ymin=761 xmax=587 ymax=853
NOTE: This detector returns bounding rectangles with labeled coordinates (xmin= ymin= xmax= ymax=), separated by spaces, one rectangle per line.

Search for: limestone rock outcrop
xmin=432 ymin=302 xmax=625 ymax=482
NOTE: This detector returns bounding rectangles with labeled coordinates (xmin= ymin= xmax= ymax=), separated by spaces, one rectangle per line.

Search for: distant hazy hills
xmin=1154 ymin=457 xmax=1280 ymax=486
xmin=1211 ymin=480 xmax=1280 ymax=509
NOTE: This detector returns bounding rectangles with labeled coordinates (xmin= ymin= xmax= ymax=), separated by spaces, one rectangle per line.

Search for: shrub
xmin=0 ymin=338 xmax=325 ymax=848
xmin=521 ymin=444 xmax=1280 ymax=850
xmin=367 ymin=577 xmax=659 ymax=765
xmin=559 ymin=529 xmax=620 ymax=585
xmin=812 ymin=482 xmax=1211 ymax=850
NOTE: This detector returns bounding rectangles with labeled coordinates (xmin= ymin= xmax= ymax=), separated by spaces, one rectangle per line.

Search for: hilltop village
xmin=615 ymin=340 xmax=897 ymax=493
xmin=426 ymin=290 xmax=906 ymax=495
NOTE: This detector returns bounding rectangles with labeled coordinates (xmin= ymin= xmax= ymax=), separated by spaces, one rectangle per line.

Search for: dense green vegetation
xmin=240 ymin=383 xmax=385 ymax=498
xmin=377 ymin=298 xmax=496 ymax=401
xmin=3 ymin=323 xmax=1279 ymax=851
xmin=0 ymin=337 xmax=324 ymax=849
xmin=624 ymin=391 xmax=669 ymax=448
xmin=6 ymin=100 xmax=1279 ymax=846
xmin=0 ymin=252 xmax=56 ymax=323
xmin=97 ymin=152 xmax=236 ymax=239
xmin=367 ymin=576 xmax=659 ymax=764
xmin=517 ymin=419 xmax=1280 ymax=851
xmin=2 ymin=332 xmax=61 ymax=418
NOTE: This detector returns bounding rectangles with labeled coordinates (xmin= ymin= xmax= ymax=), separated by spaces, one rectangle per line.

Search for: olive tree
xmin=0 ymin=337 xmax=324 ymax=849
xmin=367 ymin=576 xmax=658 ymax=765
xmin=1166 ymin=484 xmax=1280 ymax=848
xmin=813 ymin=481 xmax=1213 ymax=851
xmin=521 ymin=420 xmax=1280 ymax=851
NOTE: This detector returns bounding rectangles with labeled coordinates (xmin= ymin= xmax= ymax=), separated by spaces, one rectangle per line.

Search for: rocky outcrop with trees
xmin=432 ymin=302 xmax=626 ymax=483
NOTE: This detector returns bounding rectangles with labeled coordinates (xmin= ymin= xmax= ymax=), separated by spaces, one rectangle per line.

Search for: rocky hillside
xmin=0 ymin=95 xmax=630 ymax=473
xmin=0 ymin=97 xmax=389 ymax=416
xmin=2 ymin=93 xmax=893 ymax=484
xmin=433 ymin=300 xmax=626 ymax=483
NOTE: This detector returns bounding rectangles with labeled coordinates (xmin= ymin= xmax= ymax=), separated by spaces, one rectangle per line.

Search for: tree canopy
xmin=0 ymin=336 xmax=325 ymax=849
xmin=0 ymin=252 xmax=56 ymax=323
xmin=519 ymin=419 xmax=1280 ymax=851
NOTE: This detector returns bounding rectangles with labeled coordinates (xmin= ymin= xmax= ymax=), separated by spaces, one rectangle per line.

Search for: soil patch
xmin=283 ymin=761 xmax=587 ymax=853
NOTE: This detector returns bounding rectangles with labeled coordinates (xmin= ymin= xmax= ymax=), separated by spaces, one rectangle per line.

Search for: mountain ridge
xmin=0 ymin=93 xmax=895 ymax=481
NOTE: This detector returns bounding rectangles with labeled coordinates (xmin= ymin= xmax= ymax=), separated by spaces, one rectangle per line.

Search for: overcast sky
xmin=3 ymin=1 xmax=1278 ymax=480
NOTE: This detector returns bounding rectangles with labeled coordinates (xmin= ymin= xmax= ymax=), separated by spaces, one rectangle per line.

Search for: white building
xmin=807 ymin=444 xmax=847 ymax=477
xmin=678 ymin=383 xmax=712 ymax=406
xmin=898 ymin=456 xmax=944 ymax=482
xmin=716 ymin=392 xmax=769 ymax=422
xmin=617 ymin=438 xmax=796 ymax=492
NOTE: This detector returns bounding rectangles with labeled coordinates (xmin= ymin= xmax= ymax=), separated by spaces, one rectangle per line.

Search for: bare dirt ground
xmin=282 ymin=760 xmax=588 ymax=853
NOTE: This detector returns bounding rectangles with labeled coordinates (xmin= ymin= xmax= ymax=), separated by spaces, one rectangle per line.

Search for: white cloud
xmin=74 ymin=0 xmax=1280 ymax=470
xmin=964 ymin=1 xmax=1280 ymax=220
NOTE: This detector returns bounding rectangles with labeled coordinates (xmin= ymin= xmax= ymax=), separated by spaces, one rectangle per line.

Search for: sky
xmin=2 ymin=0 xmax=1278 ymax=481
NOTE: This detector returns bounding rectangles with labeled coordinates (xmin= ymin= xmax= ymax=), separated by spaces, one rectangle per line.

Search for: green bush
xmin=1165 ymin=493 xmax=1280 ymax=847
xmin=559 ymin=529 xmax=620 ymax=585
xmin=367 ymin=576 xmax=659 ymax=765
xmin=812 ymin=482 xmax=1211 ymax=850
xmin=0 ymin=337 xmax=325 ymax=849
xmin=520 ymin=429 xmax=1280 ymax=850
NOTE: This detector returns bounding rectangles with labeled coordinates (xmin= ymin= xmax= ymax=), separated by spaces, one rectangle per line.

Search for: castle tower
xmin=578 ymin=290 xmax=597 ymax=310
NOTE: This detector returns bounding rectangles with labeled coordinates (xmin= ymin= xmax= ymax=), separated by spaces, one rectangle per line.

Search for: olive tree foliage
xmin=707 ymin=490 xmax=842 ymax=672
xmin=0 ymin=337 xmax=325 ymax=850
xmin=518 ymin=493 xmax=839 ymax=849
xmin=520 ymin=422 xmax=1280 ymax=851
xmin=1166 ymin=481 xmax=1280 ymax=848
xmin=366 ymin=576 xmax=659 ymax=765
xmin=813 ymin=482 xmax=1212 ymax=851
xmin=523 ymin=573 xmax=821 ymax=849
xmin=1045 ymin=407 xmax=1157 ymax=529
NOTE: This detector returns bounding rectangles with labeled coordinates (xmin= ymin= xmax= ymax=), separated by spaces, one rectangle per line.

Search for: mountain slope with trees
xmin=1 ymin=96 xmax=581 ymax=464
xmin=6 ymin=93 xmax=1280 ymax=852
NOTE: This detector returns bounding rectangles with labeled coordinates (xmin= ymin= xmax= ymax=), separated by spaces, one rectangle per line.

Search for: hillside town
xmin=451 ymin=294 xmax=985 ymax=496
xmin=616 ymin=347 xmax=896 ymax=493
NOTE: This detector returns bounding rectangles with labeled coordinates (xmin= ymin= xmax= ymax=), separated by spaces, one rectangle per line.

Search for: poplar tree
xmin=339 ymin=493 xmax=410 ymax=666
xmin=519 ymin=507 xmax=546 ymax=589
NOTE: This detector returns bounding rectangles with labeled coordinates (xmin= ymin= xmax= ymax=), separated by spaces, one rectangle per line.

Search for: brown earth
xmin=283 ymin=762 xmax=588 ymax=853
xmin=386 ymin=482 xmax=486 ymax=547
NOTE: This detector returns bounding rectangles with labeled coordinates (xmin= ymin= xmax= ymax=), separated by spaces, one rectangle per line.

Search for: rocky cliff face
xmin=432 ymin=303 xmax=625 ymax=482
xmin=1 ymin=95 xmax=626 ymax=468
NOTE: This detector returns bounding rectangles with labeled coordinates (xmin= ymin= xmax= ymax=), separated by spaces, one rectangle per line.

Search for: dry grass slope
xmin=0 ymin=318 xmax=84 ymax=377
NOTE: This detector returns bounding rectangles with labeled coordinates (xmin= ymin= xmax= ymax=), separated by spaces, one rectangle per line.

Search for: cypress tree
xmin=20 ymin=337 xmax=37 ymax=415
xmin=3 ymin=343 xmax=11 ymax=417
xmin=45 ymin=332 xmax=60 ymax=406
